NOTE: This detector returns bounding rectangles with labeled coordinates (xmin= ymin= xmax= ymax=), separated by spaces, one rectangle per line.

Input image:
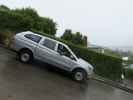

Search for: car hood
xmin=77 ymin=58 xmax=93 ymax=69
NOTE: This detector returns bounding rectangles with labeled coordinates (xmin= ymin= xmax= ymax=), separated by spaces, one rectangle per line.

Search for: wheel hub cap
xmin=21 ymin=53 xmax=30 ymax=62
xmin=75 ymin=72 xmax=83 ymax=81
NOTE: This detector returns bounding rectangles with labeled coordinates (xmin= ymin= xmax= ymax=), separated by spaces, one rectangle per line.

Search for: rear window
xmin=42 ymin=38 xmax=56 ymax=50
xmin=24 ymin=34 xmax=42 ymax=43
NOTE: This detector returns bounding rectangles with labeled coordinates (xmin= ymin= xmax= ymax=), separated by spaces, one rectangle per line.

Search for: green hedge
xmin=125 ymin=69 xmax=133 ymax=80
xmin=33 ymin=30 xmax=123 ymax=80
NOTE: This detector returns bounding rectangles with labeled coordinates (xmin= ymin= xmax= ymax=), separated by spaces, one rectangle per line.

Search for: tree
xmin=39 ymin=17 xmax=57 ymax=35
xmin=0 ymin=5 xmax=57 ymax=35
xmin=82 ymin=36 xmax=88 ymax=46
xmin=0 ymin=5 xmax=10 ymax=11
xmin=13 ymin=8 xmax=41 ymax=30
xmin=0 ymin=9 xmax=32 ymax=32
xmin=61 ymin=29 xmax=73 ymax=40
xmin=61 ymin=29 xmax=88 ymax=47
xmin=72 ymin=32 xmax=82 ymax=45
xmin=13 ymin=8 xmax=57 ymax=35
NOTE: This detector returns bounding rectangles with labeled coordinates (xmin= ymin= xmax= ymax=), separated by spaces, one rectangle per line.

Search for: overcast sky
xmin=0 ymin=0 xmax=133 ymax=47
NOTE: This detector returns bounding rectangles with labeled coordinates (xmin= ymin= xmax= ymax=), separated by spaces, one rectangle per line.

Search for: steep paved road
xmin=0 ymin=47 xmax=133 ymax=100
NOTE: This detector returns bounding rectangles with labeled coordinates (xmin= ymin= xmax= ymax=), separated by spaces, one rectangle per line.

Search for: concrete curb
xmin=0 ymin=44 xmax=8 ymax=49
xmin=92 ymin=76 xmax=133 ymax=94
xmin=0 ymin=44 xmax=15 ymax=52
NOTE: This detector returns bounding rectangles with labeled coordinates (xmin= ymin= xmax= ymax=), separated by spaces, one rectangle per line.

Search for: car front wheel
xmin=72 ymin=69 xmax=87 ymax=82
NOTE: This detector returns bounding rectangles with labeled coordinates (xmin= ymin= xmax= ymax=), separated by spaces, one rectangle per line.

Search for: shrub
xmin=0 ymin=30 xmax=14 ymax=46
xmin=125 ymin=69 xmax=133 ymax=80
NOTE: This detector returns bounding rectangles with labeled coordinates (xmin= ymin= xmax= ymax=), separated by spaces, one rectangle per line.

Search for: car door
xmin=55 ymin=43 xmax=77 ymax=71
xmin=35 ymin=38 xmax=58 ymax=66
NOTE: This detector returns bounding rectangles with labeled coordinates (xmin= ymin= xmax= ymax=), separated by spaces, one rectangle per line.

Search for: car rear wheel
xmin=72 ymin=69 xmax=87 ymax=82
xmin=18 ymin=50 xmax=33 ymax=63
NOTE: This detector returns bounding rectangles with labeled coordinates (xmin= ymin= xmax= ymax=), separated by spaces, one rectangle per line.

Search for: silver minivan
xmin=12 ymin=31 xmax=93 ymax=82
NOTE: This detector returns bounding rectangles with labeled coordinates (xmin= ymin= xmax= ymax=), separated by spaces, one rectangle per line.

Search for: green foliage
xmin=61 ymin=29 xmax=88 ymax=47
xmin=0 ymin=5 xmax=10 ymax=11
xmin=0 ymin=5 xmax=57 ymax=35
xmin=125 ymin=69 xmax=133 ymax=80
xmin=38 ymin=17 xmax=57 ymax=35
xmin=0 ymin=30 xmax=14 ymax=45
xmin=61 ymin=29 xmax=73 ymax=40
xmin=0 ymin=10 xmax=31 ymax=32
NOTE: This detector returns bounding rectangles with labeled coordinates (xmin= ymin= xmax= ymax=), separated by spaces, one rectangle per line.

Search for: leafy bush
xmin=0 ymin=30 xmax=14 ymax=46
xmin=125 ymin=69 xmax=133 ymax=80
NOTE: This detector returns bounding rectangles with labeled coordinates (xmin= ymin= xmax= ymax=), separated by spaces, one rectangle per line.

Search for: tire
xmin=72 ymin=69 xmax=87 ymax=82
xmin=18 ymin=50 xmax=33 ymax=63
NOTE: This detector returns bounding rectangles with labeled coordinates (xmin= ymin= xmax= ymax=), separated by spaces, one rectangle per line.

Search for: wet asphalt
xmin=0 ymin=47 xmax=133 ymax=100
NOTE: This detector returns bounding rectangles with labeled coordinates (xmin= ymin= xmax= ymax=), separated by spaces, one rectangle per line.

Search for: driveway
xmin=0 ymin=47 xmax=133 ymax=100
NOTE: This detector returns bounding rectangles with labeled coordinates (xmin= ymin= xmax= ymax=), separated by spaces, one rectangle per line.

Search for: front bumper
xmin=87 ymin=71 xmax=94 ymax=79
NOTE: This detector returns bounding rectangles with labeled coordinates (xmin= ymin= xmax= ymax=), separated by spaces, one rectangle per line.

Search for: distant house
xmin=88 ymin=44 xmax=105 ymax=54
xmin=122 ymin=57 xmax=129 ymax=61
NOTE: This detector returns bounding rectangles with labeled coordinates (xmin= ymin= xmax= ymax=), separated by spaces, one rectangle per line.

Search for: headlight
xmin=87 ymin=67 xmax=93 ymax=76
xmin=88 ymin=67 xmax=93 ymax=72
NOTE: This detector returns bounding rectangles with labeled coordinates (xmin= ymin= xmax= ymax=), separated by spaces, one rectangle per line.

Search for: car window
xmin=42 ymin=38 xmax=56 ymax=50
xmin=24 ymin=34 xmax=42 ymax=43
xmin=57 ymin=44 xmax=71 ymax=58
